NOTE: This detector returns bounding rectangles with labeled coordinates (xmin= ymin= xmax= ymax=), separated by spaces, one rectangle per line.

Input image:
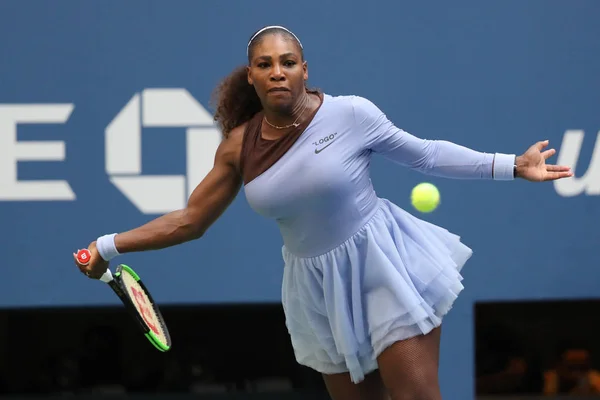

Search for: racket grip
xmin=76 ymin=249 xmax=114 ymax=283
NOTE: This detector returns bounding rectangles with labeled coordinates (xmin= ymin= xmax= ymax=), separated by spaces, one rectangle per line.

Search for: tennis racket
xmin=76 ymin=249 xmax=171 ymax=352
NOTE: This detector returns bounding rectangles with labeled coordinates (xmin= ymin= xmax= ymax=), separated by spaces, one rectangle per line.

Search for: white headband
xmin=246 ymin=25 xmax=303 ymax=56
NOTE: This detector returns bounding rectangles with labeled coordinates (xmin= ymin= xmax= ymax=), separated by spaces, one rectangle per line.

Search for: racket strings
xmin=121 ymin=272 xmax=168 ymax=345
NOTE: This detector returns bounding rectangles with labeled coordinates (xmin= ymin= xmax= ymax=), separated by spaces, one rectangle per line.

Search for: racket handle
xmin=100 ymin=268 xmax=114 ymax=283
xmin=76 ymin=249 xmax=114 ymax=283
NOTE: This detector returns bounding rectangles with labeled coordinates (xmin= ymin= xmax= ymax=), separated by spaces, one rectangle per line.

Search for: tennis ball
xmin=411 ymin=182 xmax=440 ymax=213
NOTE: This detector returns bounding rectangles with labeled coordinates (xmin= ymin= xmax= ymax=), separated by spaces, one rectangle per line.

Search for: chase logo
xmin=106 ymin=89 xmax=221 ymax=214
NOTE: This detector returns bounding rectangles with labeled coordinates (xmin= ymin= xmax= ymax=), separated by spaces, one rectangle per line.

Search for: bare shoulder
xmin=215 ymin=122 xmax=247 ymax=174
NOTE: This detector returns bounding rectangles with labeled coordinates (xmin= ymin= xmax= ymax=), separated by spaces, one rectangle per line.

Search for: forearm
xmin=114 ymin=209 xmax=203 ymax=254
xmin=376 ymin=133 xmax=515 ymax=180
xmin=414 ymin=139 xmax=515 ymax=180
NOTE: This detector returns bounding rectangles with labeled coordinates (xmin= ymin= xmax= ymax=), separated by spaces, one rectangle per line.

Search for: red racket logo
xmin=131 ymin=286 xmax=160 ymax=336
xmin=77 ymin=249 xmax=91 ymax=265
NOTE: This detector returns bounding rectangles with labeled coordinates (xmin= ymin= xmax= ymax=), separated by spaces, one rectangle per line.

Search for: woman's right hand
xmin=73 ymin=241 xmax=110 ymax=279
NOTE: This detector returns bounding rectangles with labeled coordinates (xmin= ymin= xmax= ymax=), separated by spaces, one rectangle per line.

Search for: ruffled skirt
xmin=281 ymin=198 xmax=472 ymax=383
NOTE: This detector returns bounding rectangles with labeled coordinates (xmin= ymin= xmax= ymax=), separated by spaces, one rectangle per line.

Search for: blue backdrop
xmin=1 ymin=1 xmax=599 ymax=398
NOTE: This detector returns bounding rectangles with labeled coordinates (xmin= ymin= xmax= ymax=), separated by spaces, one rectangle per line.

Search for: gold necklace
xmin=263 ymin=94 xmax=309 ymax=129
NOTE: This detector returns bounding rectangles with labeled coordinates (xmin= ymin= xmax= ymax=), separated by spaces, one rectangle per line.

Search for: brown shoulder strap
xmin=241 ymin=90 xmax=323 ymax=185
xmin=239 ymin=112 xmax=263 ymax=183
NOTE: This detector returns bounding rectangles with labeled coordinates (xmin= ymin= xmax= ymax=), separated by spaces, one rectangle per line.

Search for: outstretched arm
xmin=75 ymin=127 xmax=244 ymax=279
xmin=353 ymin=95 xmax=514 ymax=180
xmin=353 ymin=96 xmax=572 ymax=182
xmin=113 ymin=134 xmax=242 ymax=253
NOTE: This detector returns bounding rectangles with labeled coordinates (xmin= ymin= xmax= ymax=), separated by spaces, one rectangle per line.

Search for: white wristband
xmin=96 ymin=233 xmax=120 ymax=261
xmin=493 ymin=153 xmax=516 ymax=181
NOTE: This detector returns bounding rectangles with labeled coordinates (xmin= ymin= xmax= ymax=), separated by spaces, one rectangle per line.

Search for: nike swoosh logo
xmin=315 ymin=140 xmax=336 ymax=154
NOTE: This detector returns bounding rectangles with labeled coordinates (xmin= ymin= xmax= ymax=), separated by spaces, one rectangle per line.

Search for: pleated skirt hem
xmin=281 ymin=198 xmax=473 ymax=383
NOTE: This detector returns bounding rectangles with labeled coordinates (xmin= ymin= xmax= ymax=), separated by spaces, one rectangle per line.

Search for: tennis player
xmin=74 ymin=26 xmax=573 ymax=399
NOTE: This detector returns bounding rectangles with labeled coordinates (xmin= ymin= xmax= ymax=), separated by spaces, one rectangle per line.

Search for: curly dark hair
xmin=210 ymin=26 xmax=304 ymax=138
xmin=210 ymin=65 xmax=261 ymax=137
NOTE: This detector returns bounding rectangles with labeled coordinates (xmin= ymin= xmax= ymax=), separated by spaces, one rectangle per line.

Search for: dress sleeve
xmin=351 ymin=95 xmax=515 ymax=180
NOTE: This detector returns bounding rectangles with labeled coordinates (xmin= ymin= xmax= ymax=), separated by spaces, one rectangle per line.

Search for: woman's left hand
xmin=515 ymin=140 xmax=574 ymax=182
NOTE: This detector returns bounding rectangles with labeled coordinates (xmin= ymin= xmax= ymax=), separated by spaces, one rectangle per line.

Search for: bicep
xmin=184 ymin=139 xmax=242 ymax=235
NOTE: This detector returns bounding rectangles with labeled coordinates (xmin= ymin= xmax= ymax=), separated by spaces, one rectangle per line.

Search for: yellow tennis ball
xmin=411 ymin=182 xmax=440 ymax=213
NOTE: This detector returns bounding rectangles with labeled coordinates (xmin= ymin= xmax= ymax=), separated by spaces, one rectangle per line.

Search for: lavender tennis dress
xmin=242 ymin=93 xmax=515 ymax=383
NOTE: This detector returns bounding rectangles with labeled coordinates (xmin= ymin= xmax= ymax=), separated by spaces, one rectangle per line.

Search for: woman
xmin=74 ymin=25 xmax=572 ymax=399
